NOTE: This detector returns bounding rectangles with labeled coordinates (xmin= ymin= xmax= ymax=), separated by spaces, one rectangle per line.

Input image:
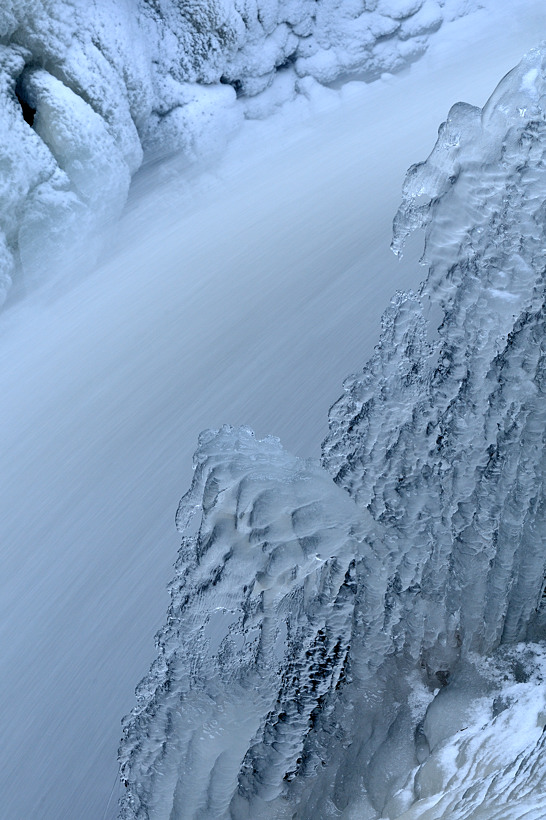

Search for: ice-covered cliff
xmin=1 ymin=0 xmax=470 ymax=304
xmin=323 ymin=43 xmax=546 ymax=662
xmin=119 ymin=43 xmax=546 ymax=820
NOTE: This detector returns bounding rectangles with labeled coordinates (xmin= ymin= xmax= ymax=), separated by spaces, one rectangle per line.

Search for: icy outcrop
xmin=119 ymin=45 xmax=546 ymax=820
xmin=323 ymin=44 xmax=546 ymax=663
xmin=1 ymin=0 xmax=466 ymax=303
xmin=119 ymin=426 xmax=364 ymax=819
xmin=0 ymin=0 xmax=150 ymax=300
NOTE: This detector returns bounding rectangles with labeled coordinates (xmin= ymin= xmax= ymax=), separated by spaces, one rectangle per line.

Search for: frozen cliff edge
xmin=118 ymin=46 xmax=546 ymax=820
xmin=0 ymin=0 xmax=469 ymax=305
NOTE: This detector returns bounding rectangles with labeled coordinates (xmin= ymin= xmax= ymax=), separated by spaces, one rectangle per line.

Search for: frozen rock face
xmin=0 ymin=0 xmax=150 ymax=300
xmin=1 ymin=0 xmax=461 ymax=303
xmin=119 ymin=43 xmax=546 ymax=820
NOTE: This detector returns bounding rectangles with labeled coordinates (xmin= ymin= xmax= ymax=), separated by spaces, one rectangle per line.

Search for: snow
xmin=0 ymin=2 xmax=545 ymax=819
xmin=388 ymin=647 xmax=546 ymax=820
xmin=0 ymin=0 xmax=482 ymax=303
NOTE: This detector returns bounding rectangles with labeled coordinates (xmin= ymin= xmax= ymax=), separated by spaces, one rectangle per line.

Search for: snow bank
xmin=0 ymin=0 xmax=474 ymax=303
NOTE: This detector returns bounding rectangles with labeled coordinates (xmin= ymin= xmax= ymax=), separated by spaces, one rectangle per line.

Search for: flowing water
xmin=0 ymin=5 xmax=544 ymax=818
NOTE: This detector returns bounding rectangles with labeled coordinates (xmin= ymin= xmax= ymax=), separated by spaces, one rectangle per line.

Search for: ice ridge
xmin=119 ymin=45 xmax=546 ymax=820
xmin=324 ymin=44 xmax=546 ymax=660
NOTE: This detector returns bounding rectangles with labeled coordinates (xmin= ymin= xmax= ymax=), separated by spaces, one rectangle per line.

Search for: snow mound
xmin=387 ymin=645 xmax=546 ymax=820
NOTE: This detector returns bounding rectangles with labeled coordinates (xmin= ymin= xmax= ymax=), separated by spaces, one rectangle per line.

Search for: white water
xmin=1 ymin=5 xmax=545 ymax=819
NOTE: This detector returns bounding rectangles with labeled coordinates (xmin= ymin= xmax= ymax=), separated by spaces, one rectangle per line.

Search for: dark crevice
xmin=15 ymin=83 xmax=36 ymax=127
xmin=220 ymin=75 xmax=243 ymax=94
xmin=276 ymin=51 xmax=298 ymax=71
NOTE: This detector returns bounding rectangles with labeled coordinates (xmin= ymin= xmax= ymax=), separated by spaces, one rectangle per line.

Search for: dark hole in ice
xmin=15 ymin=88 xmax=36 ymax=127
xmin=435 ymin=669 xmax=450 ymax=687
xmin=492 ymin=695 xmax=510 ymax=717
xmin=220 ymin=75 xmax=243 ymax=95
xmin=276 ymin=51 xmax=297 ymax=71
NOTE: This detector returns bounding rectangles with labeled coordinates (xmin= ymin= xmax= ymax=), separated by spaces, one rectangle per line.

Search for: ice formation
xmin=324 ymin=44 xmax=546 ymax=662
xmin=119 ymin=426 xmax=365 ymax=819
xmin=0 ymin=0 xmax=470 ymax=304
xmin=386 ymin=644 xmax=546 ymax=820
xmin=119 ymin=44 xmax=546 ymax=819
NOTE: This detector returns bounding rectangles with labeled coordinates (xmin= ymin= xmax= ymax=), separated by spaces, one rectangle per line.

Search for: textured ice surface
xmin=120 ymin=45 xmax=546 ymax=819
xmin=0 ymin=0 xmax=473 ymax=302
xmin=119 ymin=426 xmax=364 ymax=819
xmin=324 ymin=44 xmax=546 ymax=662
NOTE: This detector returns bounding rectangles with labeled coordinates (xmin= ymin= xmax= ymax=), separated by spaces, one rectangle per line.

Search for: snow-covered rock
xmin=0 ymin=0 xmax=469 ymax=303
xmin=386 ymin=645 xmax=546 ymax=820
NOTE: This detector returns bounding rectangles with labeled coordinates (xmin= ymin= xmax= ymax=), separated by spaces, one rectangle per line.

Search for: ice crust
xmin=120 ymin=46 xmax=546 ymax=819
xmin=0 ymin=0 xmax=470 ymax=302
xmin=388 ymin=645 xmax=546 ymax=820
